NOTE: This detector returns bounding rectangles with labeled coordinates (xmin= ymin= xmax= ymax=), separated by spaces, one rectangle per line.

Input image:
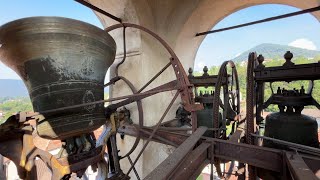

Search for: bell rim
xmin=0 ymin=16 xmax=116 ymax=51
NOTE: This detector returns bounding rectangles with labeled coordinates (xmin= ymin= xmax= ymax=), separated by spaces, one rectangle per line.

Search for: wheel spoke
xmin=138 ymin=62 xmax=172 ymax=93
xmin=117 ymin=76 xmax=144 ymax=159
xmin=107 ymin=80 xmax=178 ymax=111
xmin=103 ymin=23 xmax=196 ymax=179
xmin=126 ymin=91 xmax=179 ymax=175
xmin=128 ymin=156 xmax=140 ymax=180
xmin=39 ymin=83 xmax=177 ymax=114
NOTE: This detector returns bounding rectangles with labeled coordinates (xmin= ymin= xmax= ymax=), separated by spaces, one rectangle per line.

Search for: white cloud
xmin=288 ymin=38 xmax=317 ymax=50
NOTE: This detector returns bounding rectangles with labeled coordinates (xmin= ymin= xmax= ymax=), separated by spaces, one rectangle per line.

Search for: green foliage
xmin=195 ymin=57 xmax=320 ymax=112
xmin=0 ymin=97 xmax=33 ymax=123
xmin=0 ymin=93 xmax=111 ymax=123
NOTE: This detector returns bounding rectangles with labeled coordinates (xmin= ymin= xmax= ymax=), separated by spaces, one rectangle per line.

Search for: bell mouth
xmin=0 ymin=17 xmax=116 ymax=139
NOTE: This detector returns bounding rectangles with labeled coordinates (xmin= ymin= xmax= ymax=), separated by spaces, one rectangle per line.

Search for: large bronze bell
xmin=264 ymin=105 xmax=319 ymax=149
xmin=0 ymin=17 xmax=116 ymax=139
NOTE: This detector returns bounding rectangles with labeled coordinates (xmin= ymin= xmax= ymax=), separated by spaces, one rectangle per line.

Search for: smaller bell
xmin=197 ymin=104 xmax=222 ymax=137
xmin=264 ymin=105 xmax=319 ymax=149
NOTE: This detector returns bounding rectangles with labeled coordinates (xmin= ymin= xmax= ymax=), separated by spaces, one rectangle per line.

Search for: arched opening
xmin=195 ymin=4 xmax=320 ymax=69
xmin=193 ymin=4 xmax=320 ymax=178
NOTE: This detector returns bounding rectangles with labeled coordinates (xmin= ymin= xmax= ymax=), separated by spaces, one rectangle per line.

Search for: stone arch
xmin=88 ymin=1 xmax=320 ymax=179
xmin=175 ymin=0 xmax=320 ymax=70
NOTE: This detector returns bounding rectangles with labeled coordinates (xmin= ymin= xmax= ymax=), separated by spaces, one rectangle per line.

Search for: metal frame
xmin=119 ymin=123 xmax=320 ymax=179
xmin=245 ymin=51 xmax=320 ymax=180
xmin=0 ymin=14 xmax=319 ymax=178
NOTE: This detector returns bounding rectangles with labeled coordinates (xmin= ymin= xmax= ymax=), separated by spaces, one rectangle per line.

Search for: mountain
xmin=0 ymin=79 xmax=28 ymax=97
xmin=233 ymin=43 xmax=320 ymax=62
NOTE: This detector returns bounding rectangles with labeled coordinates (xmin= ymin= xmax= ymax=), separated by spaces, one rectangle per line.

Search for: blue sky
xmin=1 ymin=2 xmax=320 ymax=77
xmin=195 ymin=4 xmax=320 ymax=70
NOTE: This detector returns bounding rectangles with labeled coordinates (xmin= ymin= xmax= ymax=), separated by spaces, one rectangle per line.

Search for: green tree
xmin=193 ymin=57 xmax=320 ymax=112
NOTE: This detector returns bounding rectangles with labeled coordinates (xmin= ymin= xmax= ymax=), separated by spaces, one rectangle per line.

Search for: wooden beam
xmin=170 ymin=143 xmax=211 ymax=180
xmin=145 ymin=127 xmax=207 ymax=180
xmin=285 ymin=152 xmax=318 ymax=180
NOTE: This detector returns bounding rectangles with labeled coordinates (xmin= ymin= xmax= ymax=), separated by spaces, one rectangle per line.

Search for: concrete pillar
xmin=88 ymin=0 xmax=320 ymax=178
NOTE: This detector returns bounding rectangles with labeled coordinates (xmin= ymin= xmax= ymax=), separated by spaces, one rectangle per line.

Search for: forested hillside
xmin=0 ymin=97 xmax=32 ymax=123
xmin=233 ymin=43 xmax=320 ymax=62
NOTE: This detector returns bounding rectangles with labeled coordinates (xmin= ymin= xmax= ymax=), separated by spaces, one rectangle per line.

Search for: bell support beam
xmin=168 ymin=142 xmax=211 ymax=180
xmin=285 ymin=152 xmax=319 ymax=180
xmin=254 ymin=62 xmax=320 ymax=82
xmin=144 ymin=127 xmax=207 ymax=180
xmin=119 ymin=124 xmax=320 ymax=178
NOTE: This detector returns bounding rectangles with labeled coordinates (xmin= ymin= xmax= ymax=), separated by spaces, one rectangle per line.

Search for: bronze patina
xmin=0 ymin=17 xmax=116 ymax=139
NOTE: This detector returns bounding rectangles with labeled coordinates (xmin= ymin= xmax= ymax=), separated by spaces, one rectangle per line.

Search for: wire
xmin=74 ymin=0 xmax=122 ymax=23
xmin=196 ymin=6 xmax=320 ymax=36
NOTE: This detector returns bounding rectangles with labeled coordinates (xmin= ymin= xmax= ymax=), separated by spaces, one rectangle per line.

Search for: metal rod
xmin=74 ymin=0 xmax=122 ymax=23
xmin=128 ymin=156 xmax=141 ymax=180
xmin=137 ymin=127 xmax=179 ymax=147
xmin=110 ymin=135 xmax=121 ymax=173
xmin=104 ymin=76 xmax=121 ymax=87
xmin=117 ymin=76 xmax=144 ymax=160
xmin=251 ymin=134 xmax=320 ymax=155
xmin=152 ymin=127 xmax=220 ymax=131
xmin=196 ymin=6 xmax=320 ymax=36
xmin=137 ymin=61 xmax=172 ymax=93
xmin=115 ymin=26 xmax=126 ymax=76
xmin=109 ymin=80 xmax=177 ymax=110
xmin=126 ymin=91 xmax=180 ymax=175
xmin=39 ymin=86 xmax=176 ymax=114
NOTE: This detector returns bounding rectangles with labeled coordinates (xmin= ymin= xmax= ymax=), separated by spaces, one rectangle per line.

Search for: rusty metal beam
xmin=118 ymin=125 xmax=187 ymax=145
xmin=251 ymin=134 xmax=320 ymax=156
xmin=188 ymin=75 xmax=220 ymax=86
xmin=254 ymin=62 xmax=320 ymax=82
xmin=213 ymin=139 xmax=282 ymax=172
xmin=144 ymin=127 xmax=207 ymax=180
xmin=170 ymin=142 xmax=211 ymax=180
xmin=121 ymin=125 xmax=282 ymax=172
xmin=302 ymin=155 xmax=320 ymax=177
xmin=120 ymin=125 xmax=320 ymax=175
xmin=137 ymin=127 xmax=179 ymax=147
xmin=285 ymin=152 xmax=318 ymax=180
